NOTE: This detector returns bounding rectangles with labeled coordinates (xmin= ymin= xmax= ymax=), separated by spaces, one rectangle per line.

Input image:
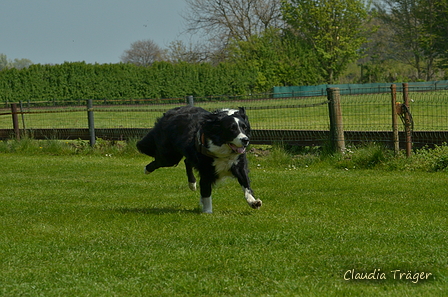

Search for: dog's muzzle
xmin=228 ymin=137 xmax=249 ymax=154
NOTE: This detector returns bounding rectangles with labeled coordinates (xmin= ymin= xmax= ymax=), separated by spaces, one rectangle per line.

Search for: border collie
xmin=136 ymin=105 xmax=262 ymax=213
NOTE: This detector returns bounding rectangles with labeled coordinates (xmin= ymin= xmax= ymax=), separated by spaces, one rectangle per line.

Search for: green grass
xmin=1 ymin=142 xmax=447 ymax=296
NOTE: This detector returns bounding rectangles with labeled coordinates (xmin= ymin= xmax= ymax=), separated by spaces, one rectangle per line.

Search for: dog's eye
xmin=240 ymin=123 xmax=247 ymax=131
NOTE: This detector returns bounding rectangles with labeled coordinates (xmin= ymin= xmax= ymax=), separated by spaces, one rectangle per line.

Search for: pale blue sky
xmin=1 ymin=0 xmax=191 ymax=65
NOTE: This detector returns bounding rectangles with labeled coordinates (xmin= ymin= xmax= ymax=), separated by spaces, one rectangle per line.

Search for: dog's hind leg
xmin=144 ymin=160 xmax=161 ymax=174
xmin=144 ymin=154 xmax=183 ymax=174
xmin=184 ymin=159 xmax=197 ymax=191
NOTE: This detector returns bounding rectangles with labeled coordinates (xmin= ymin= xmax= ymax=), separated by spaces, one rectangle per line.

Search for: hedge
xmin=0 ymin=61 xmax=259 ymax=102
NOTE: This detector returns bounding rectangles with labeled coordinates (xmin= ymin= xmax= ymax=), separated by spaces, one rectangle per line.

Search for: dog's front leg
xmin=199 ymin=178 xmax=213 ymax=213
xmin=231 ymin=158 xmax=262 ymax=209
xmin=242 ymin=186 xmax=262 ymax=209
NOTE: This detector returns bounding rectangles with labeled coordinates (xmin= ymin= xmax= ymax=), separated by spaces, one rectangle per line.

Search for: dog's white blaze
xmin=221 ymin=108 xmax=239 ymax=115
xmin=231 ymin=117 xmax=248 ymax=147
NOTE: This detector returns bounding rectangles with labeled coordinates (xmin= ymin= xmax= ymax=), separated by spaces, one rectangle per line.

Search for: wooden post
xmin=402 ymin=83 xmax=412 ymax=157
xmin=11 ymin=103 xmax=20 ymax=140
xmin=327 ymin=88 xmax=345 ymax=153
xmin=187 ymin=95 xmax=194 ymax=106
xmin=391 ymin=84 xmax=399 ymax=154
xmin=87 ymin=99 xmax=96 ymax=147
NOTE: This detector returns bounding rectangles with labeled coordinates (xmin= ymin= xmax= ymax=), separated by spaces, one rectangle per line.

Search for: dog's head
xmin=203 ymin=107 xmax=251 ymax=156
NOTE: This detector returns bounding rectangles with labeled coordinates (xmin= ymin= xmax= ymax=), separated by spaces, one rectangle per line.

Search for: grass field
xmin=2 ymin=90 xmax=448 ymax=132
xmin=1 ymin=142 xmax=447 ymax=296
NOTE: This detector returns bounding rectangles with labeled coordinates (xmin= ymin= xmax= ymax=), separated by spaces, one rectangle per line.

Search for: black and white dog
xmin=136 ymin=105 xmax=262 ymax=213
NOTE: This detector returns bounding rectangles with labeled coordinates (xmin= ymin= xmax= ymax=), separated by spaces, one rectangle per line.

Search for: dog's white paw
xmin=144 ymin=167 xmax=150 ymax=175
xmin=200 ymin=197 xmax=213 ymax=213
xmin=189 ymin=182 xmax=197 ymax=191
xmin=249 ymin=199 xmax=262 ymax=209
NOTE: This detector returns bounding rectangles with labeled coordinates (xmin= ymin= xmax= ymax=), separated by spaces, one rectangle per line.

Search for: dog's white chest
xmin=213 ymin=155 xmax=239 ymax=179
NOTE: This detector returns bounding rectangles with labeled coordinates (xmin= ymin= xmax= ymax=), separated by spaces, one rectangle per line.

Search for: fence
xmin=1 ymin=83 xmax=448 ymax=152
xmin=273 ymin=80 xmax=448 ymax=97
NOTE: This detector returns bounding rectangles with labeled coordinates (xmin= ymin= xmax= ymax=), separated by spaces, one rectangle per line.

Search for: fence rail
xmin=1 ymin=84 xmax=448 ymax=152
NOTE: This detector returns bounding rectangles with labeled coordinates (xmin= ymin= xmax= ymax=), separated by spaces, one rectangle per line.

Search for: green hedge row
xmin=0 ymin=62 xmax=260 ymax=102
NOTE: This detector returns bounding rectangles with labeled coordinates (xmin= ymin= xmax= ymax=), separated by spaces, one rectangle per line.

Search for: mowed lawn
xmin=1 ymin=152 xmax=447 ymax=296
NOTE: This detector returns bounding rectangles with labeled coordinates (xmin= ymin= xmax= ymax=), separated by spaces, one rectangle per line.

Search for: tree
xmin=375 ymin=0 xmax=440 ymax=80
xmin=13 ymin=58 xmax=33 ymax=70
xmin=182 ymin=0 xmax=283 ymax=60
xmin=166 ymin=40 xmax=208 ymax=63
xmin=121 ymin=39 xmax=166 ymax=66
xmin=228 ymin=29 xmax=322 ymax=89
xmin=282 ymin=0 xmax=371 ymax=83
xmin=0 ymin=54 xmax=10 ymax=70
xmin=0 ymin=54 xmax=33 ymax=70
xmin=419 ymin=0 xmax=448 ymax=70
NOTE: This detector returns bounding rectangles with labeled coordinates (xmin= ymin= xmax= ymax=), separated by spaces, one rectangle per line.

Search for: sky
xmin=1 ymin=0 xmax=192 ymax=65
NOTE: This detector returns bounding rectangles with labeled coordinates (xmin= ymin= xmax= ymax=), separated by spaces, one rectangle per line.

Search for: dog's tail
xmin=136 ymin=130 xmax=157 ymax=157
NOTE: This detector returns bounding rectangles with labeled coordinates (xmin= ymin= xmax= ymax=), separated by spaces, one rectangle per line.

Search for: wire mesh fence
xmin=1 ymin=85 xmax=448 ymax=148
xmin=1 ymin=95 xmax=331 ymax=130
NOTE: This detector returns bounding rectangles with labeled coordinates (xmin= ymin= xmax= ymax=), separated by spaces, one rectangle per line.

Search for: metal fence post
xmin=87 ymin=99 xmax=96 ymax=147
xmin=327 ymin=88 xmax=345 ymax=153
xmin=402 ymin=83 xmax=412 ymax=157
xmin=391 ymin=84 xmax=399 ymax=154
xmin=11 ymin=103 xmax=20 ymax=140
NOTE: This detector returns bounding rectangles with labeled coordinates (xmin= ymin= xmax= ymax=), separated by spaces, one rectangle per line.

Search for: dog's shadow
xmin=115 ymin=207 xmax=254 ymax=216
xmin=116 ymin=206 xmax=200 ymax=215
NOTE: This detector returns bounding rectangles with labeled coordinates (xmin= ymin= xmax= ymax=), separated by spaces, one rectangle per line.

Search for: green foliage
xmin=0 ymin=53 xmax=33 ymax=71
xmin=387 ymin=144 xmax=448 ymax=172
xmin=228 ymin=29 xmax=323 ymax=90
xmin=0 ymin=137 xmax=140 ymax=157
xmin=333 ymin=143 xmax=393 ymax=169
xmin=282 ymin=0 xmax=371 ymax=83
xmin=0 ymin=61 xmax=259 ymax=103
xmin=374 ymin=0 xmax=446 ymax=81
xmin=419 ymin=0 xmax=448 ymax=70
xmin=259 ymin=143 xmax=322 ymax=169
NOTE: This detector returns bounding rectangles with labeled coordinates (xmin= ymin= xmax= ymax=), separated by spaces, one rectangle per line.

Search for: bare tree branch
xmin=183 ymin=0 xmax=283 ymax=45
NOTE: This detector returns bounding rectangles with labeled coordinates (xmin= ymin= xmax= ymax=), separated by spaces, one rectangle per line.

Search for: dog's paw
xmin=200 ymin=197 xmax=213 ymax=213
xmin=249 ymin=199 xmax=262 ymax=209
xmin=189 ymin=182 xmax=197 ymax=191
xmin=144 ymin=167 xmax=150 ymax=175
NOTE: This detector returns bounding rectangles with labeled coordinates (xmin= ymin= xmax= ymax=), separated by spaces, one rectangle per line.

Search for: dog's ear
xmin=238 ymin=107 xmax=249 ymax=121
xmin=238 ymin=107 xmax=247 ymax=120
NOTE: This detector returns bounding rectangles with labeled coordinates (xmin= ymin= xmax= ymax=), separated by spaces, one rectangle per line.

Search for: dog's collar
xmin=195 ymin=130 xmax=216 ymax=158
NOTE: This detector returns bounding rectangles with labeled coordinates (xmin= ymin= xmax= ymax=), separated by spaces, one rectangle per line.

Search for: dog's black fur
xmin=136 ymin=106 xmax=262 ymax=213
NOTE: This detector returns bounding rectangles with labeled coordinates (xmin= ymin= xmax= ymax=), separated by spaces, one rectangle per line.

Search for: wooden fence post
xmin=402 ymin=83 xmax=412 ymax=157
xmin=87 ymin=99 xmax=96 ymax=147
xmin=391 ymin=84 xmax=399 ymax=154
xmin=187 ymin=95 xmax=194 ymax=106
xmin=11 ymin=103 xmax=20 ymax=140
xmin=327 ymin=88 xmax=345 ymax=153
